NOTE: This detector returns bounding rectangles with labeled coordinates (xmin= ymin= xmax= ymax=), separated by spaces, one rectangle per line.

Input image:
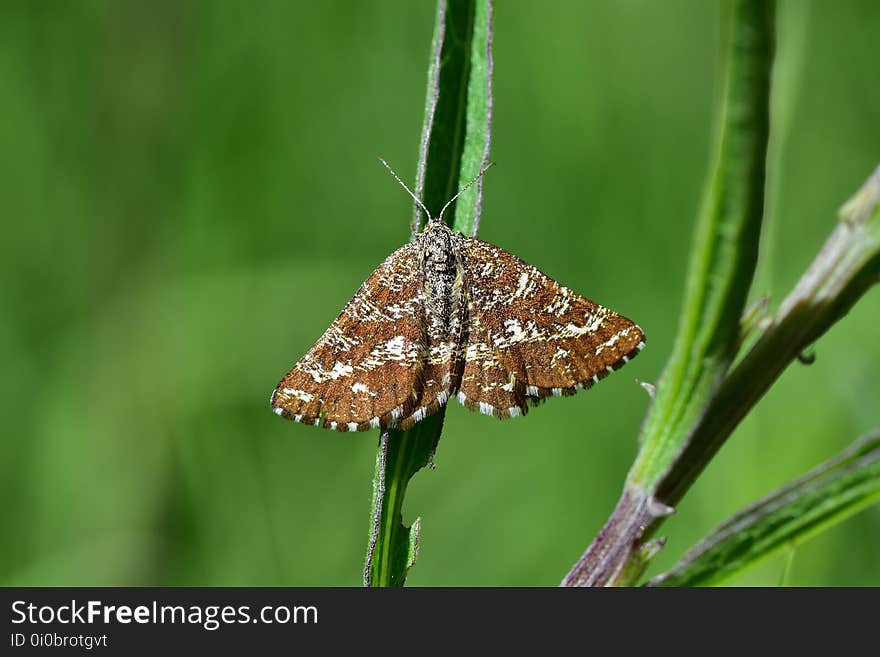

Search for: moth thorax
xmin=421 ymin=224 xmax=459 ymax=325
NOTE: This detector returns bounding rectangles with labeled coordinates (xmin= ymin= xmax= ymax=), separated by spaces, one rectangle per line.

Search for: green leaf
xmin=452 ymin=0 xmax=493 ymax=237
xmin=414 ymin=0 xmax=493 ymax=234
xmin=649 ymin=432 xmax=880 ymax=587
xmin=364 ymin=0 xmax=494 ymax=587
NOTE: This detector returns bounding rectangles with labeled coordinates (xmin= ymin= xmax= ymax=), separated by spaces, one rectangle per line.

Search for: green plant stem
xmin=365 ymin=0 xmax=493 ymax=587
xmin=631 ymin=0 xmax=775 ymax=496
xmin=563 ymin=162 xmax=880 ymax=586
xmin=656 ymin=165 xmax=880 ymax=505
xmin=649 ymin=431 xmax=880 ymax=587
xmin=562 ymin=0 xmax=775 ymax=587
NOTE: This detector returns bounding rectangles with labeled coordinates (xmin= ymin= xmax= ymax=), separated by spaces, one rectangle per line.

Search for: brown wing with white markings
xmin=271 ymin=242 xmax=444 ymax=431
xmin=456 ymin=237 xmax=645 ymax=418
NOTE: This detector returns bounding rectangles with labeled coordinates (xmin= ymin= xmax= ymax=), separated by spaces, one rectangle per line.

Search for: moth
xmin=271 ymin=162 xmax=645 ymax=432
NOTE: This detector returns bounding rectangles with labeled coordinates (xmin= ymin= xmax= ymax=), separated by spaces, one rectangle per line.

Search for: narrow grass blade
xmin=649 ymin=432 xmax=880 ymax=587
xmin=365 ymin=0 xmax=494 ymax=587
xmin=453 ymin=0 xmax=493 ymax=237
xmin=414 ymin=0 xmax=493 ymax=233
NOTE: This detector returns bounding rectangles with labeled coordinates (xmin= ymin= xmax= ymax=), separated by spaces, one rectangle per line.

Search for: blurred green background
xmin=2 ymin=0 xmax=878 ymax=587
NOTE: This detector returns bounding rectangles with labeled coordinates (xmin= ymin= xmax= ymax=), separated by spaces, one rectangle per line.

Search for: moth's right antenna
xmin=437 ymin=161 xmax=495 ymax=225
xmin=378 ymin=158 xmax=432 ymax=224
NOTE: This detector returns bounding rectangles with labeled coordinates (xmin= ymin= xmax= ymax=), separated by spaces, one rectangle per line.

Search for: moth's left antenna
xmin=379 ymin=158 xmax=432 ymax=224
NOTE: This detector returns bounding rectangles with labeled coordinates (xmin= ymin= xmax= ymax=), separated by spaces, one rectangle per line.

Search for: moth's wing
xmin=271 ymin=242 xmax=430 ymax=431
xmin=456 ymin=237 xmax=645 ymax=417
